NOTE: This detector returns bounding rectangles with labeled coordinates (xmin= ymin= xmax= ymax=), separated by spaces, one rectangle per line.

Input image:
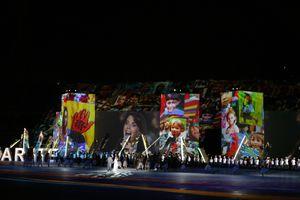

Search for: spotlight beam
xmin=234 ymin=135 xmax=246 ymax=160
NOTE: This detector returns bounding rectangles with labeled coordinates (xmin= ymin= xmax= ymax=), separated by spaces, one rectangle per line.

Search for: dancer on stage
xmin=113 ymin=155 xmax=119 ymax=172
xmin=35 ymin=131 xmax=44 ymax=150
xmin=23 ymin=128 xmax=30 ymax=153
xmin=107 ymin=154 xmax=113 ymax=171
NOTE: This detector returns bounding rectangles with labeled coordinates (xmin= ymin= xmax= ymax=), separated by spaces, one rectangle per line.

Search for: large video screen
xmin=265 ymin=111 xmax=300 ymax=157
xmin=61 ymin=93 xmax=95 ymax=153
xmin=159 ymin=94 xmax=200 ymax=156
xmin=95 ymin=112 xmax=160 ymax=154
xmin=221 ymin=91 xmax=264 ymax=158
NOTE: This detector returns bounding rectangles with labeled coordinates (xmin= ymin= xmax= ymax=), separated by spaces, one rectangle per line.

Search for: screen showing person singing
xmin=95 ymin=111 xmax=160 ymax=154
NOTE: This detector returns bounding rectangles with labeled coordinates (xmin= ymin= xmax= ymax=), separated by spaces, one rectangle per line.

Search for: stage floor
xmin=0 ymin=165 xmax=300 ymax=200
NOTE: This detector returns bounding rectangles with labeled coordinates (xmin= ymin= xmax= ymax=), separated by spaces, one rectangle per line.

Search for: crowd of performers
xmin=2 ymin=147 xmax=300 ymax=173
xmin=1 ymin=128 xmax=300 ymax=173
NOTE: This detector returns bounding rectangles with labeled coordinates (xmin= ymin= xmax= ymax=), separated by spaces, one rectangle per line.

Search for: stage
xmin=0 ymin=165 xmax=300 ymax=199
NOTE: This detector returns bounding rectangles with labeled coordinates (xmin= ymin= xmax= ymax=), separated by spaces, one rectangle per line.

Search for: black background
xmin=1 ymin=1 xmax=299 ymax=146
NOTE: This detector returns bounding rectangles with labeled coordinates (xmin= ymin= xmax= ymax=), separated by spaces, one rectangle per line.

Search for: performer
xmin=35 ymin=131 xmax=44 ymax=150
xmin=37 ymin=151 xmax=43 ymax=167
xmin=44 ymin=152 xmax=50 ymax=167
xmin=123 ymin=155 xmax=128 ymax=169
xmin=45 ymin=136 xmax=53 ymax=150
xmin=209 ymin=156 xmax=213 ymax=165
xmin=255 ymin=157 xmax=260 ymax=168
xmin=227 ymin=156 xmax=231 ymax=167
xmin=263 ymin=142 xmax=271 ymax=158
xmin=291 ymin=157 xmax=296 ymax=170
xmin=284 ymin=157 xmax=289 ymax=169
xmin=23 ymin=128 xmax=30 ymax=153
xmin=280 ymin=158 xmax=284 ymax=168
xmin=136 ymin=156 xmax=144 ymax=170
xmin=275 ymin=157 xmax=279 ymax=168
xmin=113 ymin=155 xmax=119 ymax=172
xmin=249 ymin=157 xmax=254 ymax=166
xmin=118 ymin=156 xmax=122 ymax=169
xmin=107 ymin=154 xmax=113 ymax=171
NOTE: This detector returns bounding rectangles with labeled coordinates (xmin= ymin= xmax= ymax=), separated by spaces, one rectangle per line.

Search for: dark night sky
xmin=0 ymin=1 xmax=299 ymax=146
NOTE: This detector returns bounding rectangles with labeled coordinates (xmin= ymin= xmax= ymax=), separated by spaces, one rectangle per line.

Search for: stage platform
xmin=0 ymin=164 xmax=300 ymax=199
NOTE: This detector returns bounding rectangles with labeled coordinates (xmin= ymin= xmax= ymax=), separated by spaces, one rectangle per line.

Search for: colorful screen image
xmin=61 ymin=93 xmax=95 ymax=154
xmin=95 ymin=112 xmax=160 ymax=154
xmin=184 ymin=94 xmax=201 ymax=155
xmin=184 ymin=93 xmax=200 ymax=119
xmin=185 ymin=124 xmax=202 ymax=155
xmin=199 ymin=95 xmax=221 ymax=130
xmin=221 ymin=91 xmax=264 ymax=158
xmin=52 ymin=112 xmax=62 ymax=149
xmin=160 ymin=94 xmax=185 ymax=119
xmin=239 ymin=125 xmax=264 ymax=157
xmin=221 ymin=91 xmax=240 ymax=157
xmin=238 ymin=91 xmax=263 ymax=126
xmin=160 ymin=93 xmax=201 ymax=156
xmin=159 ymin=117 xmax=187 ymax=154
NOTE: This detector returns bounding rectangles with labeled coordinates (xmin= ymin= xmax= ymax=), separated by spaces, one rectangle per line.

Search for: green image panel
xmin=238 ymin=91 xmax=263 ymax=126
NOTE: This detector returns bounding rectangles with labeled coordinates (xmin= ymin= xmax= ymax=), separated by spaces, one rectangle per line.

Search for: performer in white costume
xmin=113 ymin=155 xmax=119 ymax=172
